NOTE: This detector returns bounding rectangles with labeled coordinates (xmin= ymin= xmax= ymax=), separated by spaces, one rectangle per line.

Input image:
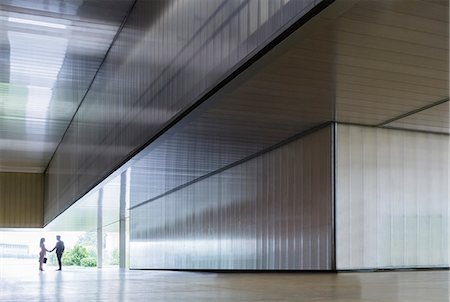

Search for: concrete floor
xmin=0 ymin=262 xmax=448 ymax=301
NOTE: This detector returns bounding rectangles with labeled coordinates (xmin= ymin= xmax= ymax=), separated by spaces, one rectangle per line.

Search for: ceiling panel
xmin=0 ymin=0 xmax=135 ymax=172
xmin=297 ymin=0 xmax=448 ymax=126
xmin=385 ymin=101 xmax=449 ymax=134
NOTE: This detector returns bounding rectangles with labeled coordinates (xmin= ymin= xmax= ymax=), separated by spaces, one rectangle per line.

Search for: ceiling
xmin=0 ymin=0 xmax=135 ymax=172
xmin=44 ymin=0 xmax=449 ymax=231
xmin=0 ymin=0 xmax=447 ymax=176
xmin=128 ymin=0 xmax=449 ymax=207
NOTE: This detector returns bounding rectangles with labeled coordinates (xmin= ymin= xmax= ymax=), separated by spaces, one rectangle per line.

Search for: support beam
xmin=119 ymin=171 xmax=127 ymax=269
xmin=97 ymin=188 xmax=103 ymax=269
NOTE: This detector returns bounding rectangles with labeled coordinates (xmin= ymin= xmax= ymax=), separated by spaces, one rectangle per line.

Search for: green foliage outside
xmin=80 ymin=257 xmax=97 ymax=267
xmin=46 ymin=232 xmax=120 ymax=268
xmin=61 ymin=244 xmax=97 ymax=267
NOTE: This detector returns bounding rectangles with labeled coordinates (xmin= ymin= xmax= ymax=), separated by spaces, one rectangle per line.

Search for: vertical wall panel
xmin=336 ymin=124 xmax=450 ymax=269
xmin=44 ymin=0 xmax=322 ymax=225
xmin=129 ymin=126 xmax=333 ymax=270
xmin=0 ymin=172 xmax=43 ymax=228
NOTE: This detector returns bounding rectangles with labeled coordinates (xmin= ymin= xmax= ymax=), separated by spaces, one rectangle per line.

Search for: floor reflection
xmin=0 ymin=260 xmax=448 ymax=302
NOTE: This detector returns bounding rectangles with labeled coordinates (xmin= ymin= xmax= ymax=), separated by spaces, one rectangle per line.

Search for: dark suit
xmin=54 ymin=240 xmax=65 ymax=270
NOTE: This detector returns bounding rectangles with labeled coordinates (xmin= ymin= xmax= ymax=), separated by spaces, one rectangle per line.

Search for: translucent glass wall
xmin=130 ymin=126 xmax=333 ymax=270
xmin=44 ymin=171 xmax=129 ymax=268
xmin=336 ymin=124 xmax=450 ymax=269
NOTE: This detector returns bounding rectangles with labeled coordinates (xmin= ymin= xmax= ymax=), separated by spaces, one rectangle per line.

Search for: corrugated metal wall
xmin=44 ymin=0 xmax=322 ymax=225
xmin=0 ymin=172 xmax=43 ymax=228
xmin=336 ymin=124 xmax=450 ymax=269
xmin=129 ymin=126 xmax=333 ymax=270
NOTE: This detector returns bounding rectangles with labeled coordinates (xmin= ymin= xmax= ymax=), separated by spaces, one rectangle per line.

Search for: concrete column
xmin=97 ymin=188 xmax=103 ymax=269
xmin=119 ymin=171 xmax=127 ymax=269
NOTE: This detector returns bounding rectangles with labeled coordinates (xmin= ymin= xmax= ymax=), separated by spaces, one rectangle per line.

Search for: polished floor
xmin=0 ymin=261 xmax=448 ymax=301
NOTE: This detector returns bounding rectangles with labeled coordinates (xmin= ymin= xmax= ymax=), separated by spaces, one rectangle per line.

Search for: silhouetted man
xmin=50 ymin=235 xmax=65 ymax=271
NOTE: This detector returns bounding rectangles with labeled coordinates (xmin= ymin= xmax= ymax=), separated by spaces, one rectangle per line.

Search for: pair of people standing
xmin=39 ymin=235 xmax=65 ymax=271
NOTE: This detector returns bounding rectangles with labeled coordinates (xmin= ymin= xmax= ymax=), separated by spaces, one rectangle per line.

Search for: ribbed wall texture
xmin=336 ymin=124 xmax=450 ymax=269
xmin=44 ymin=0 xmax=322 ymax=225
xmin=0 ymin=172 xmax=43 ymax=227
xmin=129 ymin=126 xmax=333 ymax=270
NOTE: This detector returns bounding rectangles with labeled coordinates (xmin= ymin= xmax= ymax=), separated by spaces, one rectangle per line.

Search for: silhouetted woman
xmin=39 ymin=238 xmax=49 ymax=271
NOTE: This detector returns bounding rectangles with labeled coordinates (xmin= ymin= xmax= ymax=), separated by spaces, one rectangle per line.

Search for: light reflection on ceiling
xmin=8 ymin=29 xmax=68 ymax=123
xmin=0 ymin=0 xmax=135 ymax=172
xmin=8 ymin=16 xmax=67 ymax=29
